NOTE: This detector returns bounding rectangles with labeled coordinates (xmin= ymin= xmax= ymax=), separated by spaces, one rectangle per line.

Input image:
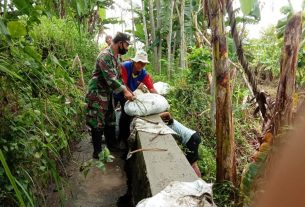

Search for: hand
xmin=159 ymin=112 xmax=172 ymax=122
xmin=123 ymin=89 xmax=135 ymax=101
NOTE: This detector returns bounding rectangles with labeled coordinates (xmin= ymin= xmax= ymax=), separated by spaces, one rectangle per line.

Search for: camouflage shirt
xmin=85 ymin=48 xmax=126 ymax=128
xmin=88 ymin=47 xmax=126 ymax=94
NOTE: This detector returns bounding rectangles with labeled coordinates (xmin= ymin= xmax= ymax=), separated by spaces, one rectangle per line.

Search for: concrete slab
xmin=130 ymin=114 xmax=197 ymax=204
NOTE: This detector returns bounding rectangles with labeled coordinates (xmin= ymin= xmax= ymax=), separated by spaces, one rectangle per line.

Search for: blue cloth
xmin=113 ymin=61 xmax=148 ymax=102
xmin=122 ymin=61 xmax=148 ymax=91
xmin=168 ymin=119 xmax=196 ymax=145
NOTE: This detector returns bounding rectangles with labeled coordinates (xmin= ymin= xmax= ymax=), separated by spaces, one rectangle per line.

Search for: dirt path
xmin=46 ymin=136 xmax=127 ymax=207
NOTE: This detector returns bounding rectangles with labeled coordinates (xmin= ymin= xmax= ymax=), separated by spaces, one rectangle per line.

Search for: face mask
xmin=118 ymin=42 xmax=128 ymax=55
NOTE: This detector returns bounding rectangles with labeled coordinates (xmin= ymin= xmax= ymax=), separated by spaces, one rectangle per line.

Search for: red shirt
xmin=121 ymin=61 xmax=154 ymax=92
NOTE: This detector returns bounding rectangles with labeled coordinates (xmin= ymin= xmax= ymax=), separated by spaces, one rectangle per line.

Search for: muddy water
xmin=46 ymin=136 xmax=127 ymax=207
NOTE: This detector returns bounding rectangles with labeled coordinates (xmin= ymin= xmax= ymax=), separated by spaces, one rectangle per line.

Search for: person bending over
xmin=160 ymin=112 xmax=202 ymax=177
xmin=114 ymin=50 xmax=158 ymax=147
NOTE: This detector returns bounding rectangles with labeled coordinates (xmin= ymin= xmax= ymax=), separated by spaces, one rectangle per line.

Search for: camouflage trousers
xmin=85 ymin=91 xmax=115 ymax=129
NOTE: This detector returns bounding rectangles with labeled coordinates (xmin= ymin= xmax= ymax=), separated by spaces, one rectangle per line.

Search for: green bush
xmin=0 ymin=16 xmax=97 ymax=206
xmin=198 ymin=144 xmax=216 ymax=182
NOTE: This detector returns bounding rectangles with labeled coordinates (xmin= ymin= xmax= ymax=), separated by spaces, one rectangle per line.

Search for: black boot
xmin=104 ymin=125 xmax=118 ymax=151
xmin=91 ymin=128 xmax=102 ymax=159
xmin=118 ymin=107 xmax=133 ymax=149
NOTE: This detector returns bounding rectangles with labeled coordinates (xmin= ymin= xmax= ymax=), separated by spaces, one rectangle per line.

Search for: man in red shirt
xmin=114 ymin=50 xmax=158 ymax=148
xmin=120 ymin=50 xmax=157 ymax=93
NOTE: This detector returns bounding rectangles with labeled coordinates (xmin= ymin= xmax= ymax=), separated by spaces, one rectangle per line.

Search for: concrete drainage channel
xmin=127 ymin=115 xmax=198 ymax=206
xmin=46 ymin=114 xmax=199 ymax=206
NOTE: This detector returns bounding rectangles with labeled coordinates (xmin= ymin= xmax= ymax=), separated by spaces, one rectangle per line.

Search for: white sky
xmin=246 ymin=0 xmax=303 ymax=38
xmin=100 ymin=0 xmax=303 ymax=43
xmin=98 ymin=0 xmax=140 ymax=46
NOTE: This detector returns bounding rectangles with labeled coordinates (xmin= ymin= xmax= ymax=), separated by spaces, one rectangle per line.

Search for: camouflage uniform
xmin=85 ymin=48 xmax=126 ymax=129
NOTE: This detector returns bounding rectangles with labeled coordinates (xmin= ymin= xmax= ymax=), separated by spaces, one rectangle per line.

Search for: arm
xmin=142 ymin=74 xmax=158 ymax=94
xmin=97 ymin=54 xmax=126 ymax=94
xmin=122 ymin=88 xmax=134 ymax=101
xmin=120 ymin=64 xmax=128 ymax=85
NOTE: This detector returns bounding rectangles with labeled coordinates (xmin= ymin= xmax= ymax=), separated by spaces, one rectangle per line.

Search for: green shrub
xmin=0 ymin=16 xmax=97 ymax=206
xmin=198 ymin=144 xmax=216 ymax=182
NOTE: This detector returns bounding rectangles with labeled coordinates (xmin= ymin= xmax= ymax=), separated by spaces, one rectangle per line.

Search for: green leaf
xmin=3 ymin=146 xmax=8 ymax=152
xmin=135 ymin=23 xmax=145 ymax=41
xmin=99 ymin=8 xmax=106 ymax=20
xmin=0 ymin=150 xmax=26 ymax=207
xmin=0 ymin=19 xmax=9 ymax=36
xmin=39 ymin=166 xmax=46 ymax=171
xmin=50 ymin=55 xmax=63 ymax=68
xmin=95 ymin=161 xmax=105 ymax=171
xmin=7 ymin=21 xmax=27 ymax=38
xmin=24 ymin=45 xmax=41 ymax=62
xmin=34 ymin=152 xmax=42 ymax=159
xmin=15 ymin=179 xmax=35 ymax=207
xmin=0 ymin=64 xmax=23 ymax=80
xmin=12 ymin=0 xmax=33 ymax=15
xmin=240 ymin=0 xmax=255 ymax=15
xmin=248 ymin=0 xmax=261 ymax=20
xmin=76 ymin=0 xmax=86 ymax=16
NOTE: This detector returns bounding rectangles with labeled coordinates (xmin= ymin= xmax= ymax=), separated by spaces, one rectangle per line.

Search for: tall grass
xmin=0 ymin=16 xmax=98 ymax=206
xmin=0 ymin=150 xmax=26 ymax=207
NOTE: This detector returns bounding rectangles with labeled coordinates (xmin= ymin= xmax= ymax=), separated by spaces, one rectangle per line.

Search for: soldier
xmin=85 ymin=32 xmax=135 ymax=159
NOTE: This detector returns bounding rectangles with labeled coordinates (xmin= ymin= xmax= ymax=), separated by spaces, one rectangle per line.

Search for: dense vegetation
xmin=1 ymin=0 xmax=304 ymax=207
xmin=0 ymin=16 xmax=98 ymax=206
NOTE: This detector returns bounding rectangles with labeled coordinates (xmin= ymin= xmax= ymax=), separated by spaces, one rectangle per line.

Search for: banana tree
xmin=176 ymin=0 xmax=186 ymax=69
xmin=156 ymin=0 xmax=162 ymax=73
xmin=148 ymin=0 xmax=159 ymax=73
xmin=208 ymin=0 xmax=236 ymax=185
xmin=141 ymin=0 xmax=149 ymax=49
xmin=166 ymin=0 xmax=175 ymax=77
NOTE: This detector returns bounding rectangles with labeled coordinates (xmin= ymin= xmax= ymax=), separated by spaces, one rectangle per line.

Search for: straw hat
xmin=131 ymin=50 xmax=150 ymax=63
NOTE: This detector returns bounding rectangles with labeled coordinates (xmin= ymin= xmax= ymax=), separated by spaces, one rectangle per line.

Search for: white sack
xmin=153 ymin=82 xmax=170 ymax=95
xmin=136 ymin=179 xmax=216 ymax=207
xmin=124 ymin=93 xmax=169 ymax=116
xmin=130 ymin=117 xmax=177 ymax=135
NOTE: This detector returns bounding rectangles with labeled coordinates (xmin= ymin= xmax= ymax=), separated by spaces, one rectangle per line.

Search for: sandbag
xmin=124 ymin=93 xmax=169 ymax=116
xmin=153 ymin=81 xmax=171 ymax=95
xmin=136 ymin=179 xmax=216 ymax=207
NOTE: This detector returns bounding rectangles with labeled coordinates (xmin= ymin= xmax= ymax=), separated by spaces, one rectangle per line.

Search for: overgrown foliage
xmin=0 ymin=16 xmax=98 ymax=206
xmin=161 ymin=46 xmax=257 ymax=207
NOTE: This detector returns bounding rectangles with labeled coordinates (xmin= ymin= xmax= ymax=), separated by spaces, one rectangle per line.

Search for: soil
xmin=45 ymin=136 xmax=128 ymax=207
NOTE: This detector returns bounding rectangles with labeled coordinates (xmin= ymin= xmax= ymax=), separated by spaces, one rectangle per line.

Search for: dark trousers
xmin=91 ymin=96 xmax=117 ymax=157
xmin=118 ymin=99 xmax=133 ymax=146
xmin=185 ymin=132 xmax=201 ymax=164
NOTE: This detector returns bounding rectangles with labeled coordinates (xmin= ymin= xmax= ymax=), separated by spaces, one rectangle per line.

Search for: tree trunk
xmin=130 ymin=0 xmax=136 ymax=49
xmin=141 ymin=0 xmax=149 ymax=50
xmin=88 ymin=9 xmax=99 ymax=34
xmin=193 ymin=9 xmax=203 ymax=48
xmin=121 ymin=11 xmax=124 ymax=32
xmin=156 ymin=0 xmax=162 ymax=73
xmin=148 ymin=0 xmax=159 ymax=73
xmin=60 ymin=0 xmax=65 ymax=18
xmin=167 ymin=0 xmax=175 ymax=78
xmin=172 ymin=31 xmax=177 ymax=69
xmin=226 ymin=0 xmax=268 ymax=122
xmin=180 ymin=0 xmax=186 ymax=69
xmin=272 ymin=13 xmax=302 ymax=135
xmin=208 ymin=0 xmax=236 ymax=185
